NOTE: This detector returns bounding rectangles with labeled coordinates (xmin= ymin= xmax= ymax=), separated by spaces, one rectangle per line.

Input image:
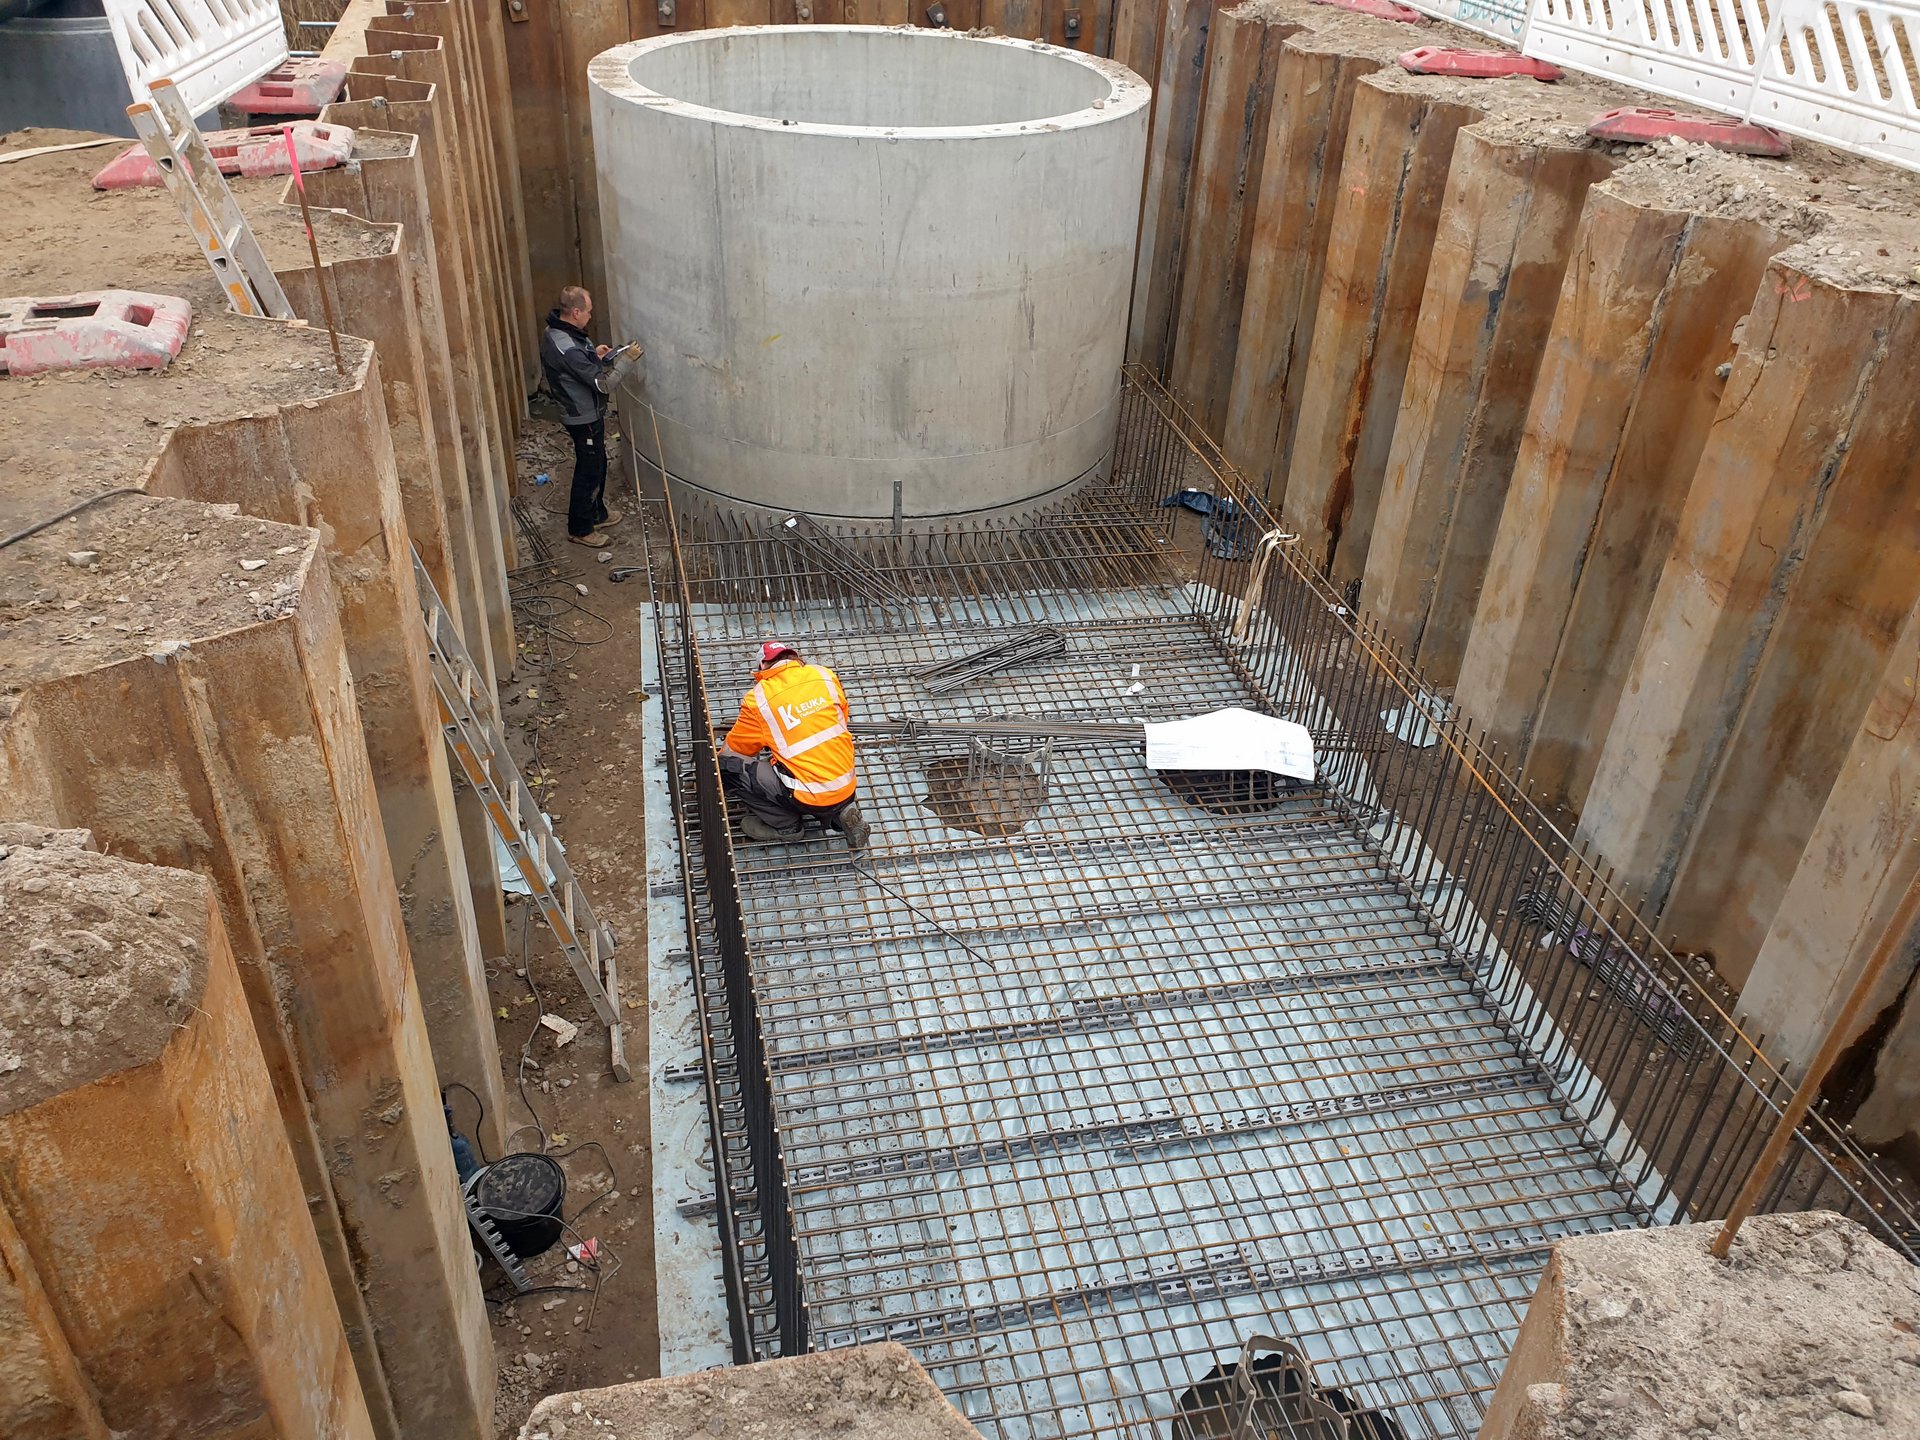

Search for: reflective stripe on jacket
xmin=722 ymin=659 xmax=856 ymax=807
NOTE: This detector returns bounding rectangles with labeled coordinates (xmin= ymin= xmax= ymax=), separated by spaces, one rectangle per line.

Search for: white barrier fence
xmin=82 ymin=0 xmax=1920 ymax=173
xmin=102 ymin=0 xmax=286 ymax=119
xmin=1394 ymin=0 xmax=1920 ymax=170
xmin=1407 ymin=0 xmax=1532 ymax=43
xmin=1744 ymin=0 xmax=1920 ymax=166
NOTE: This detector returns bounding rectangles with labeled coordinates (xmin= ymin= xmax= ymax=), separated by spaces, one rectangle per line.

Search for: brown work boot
xmin=740 ymin=813 xmax=802 ymax=843
xmin=597 ymin=505 xmax=625 ymax=528
xmin=834 ymin=803 xmax=871 ymax=853
xmin=568 ymin=530 xmax=610 ymax=549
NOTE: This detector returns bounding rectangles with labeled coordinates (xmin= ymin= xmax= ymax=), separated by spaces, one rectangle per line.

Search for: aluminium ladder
xmin=412 ymin=551 xmax=630 ymax=1081
xmin=464 ymin=1184 xmax=533 ymax=1293
xmin=126 ymin=77 xmax=296 ymax=320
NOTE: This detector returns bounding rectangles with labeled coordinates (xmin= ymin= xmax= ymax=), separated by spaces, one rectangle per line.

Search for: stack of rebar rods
xmin=914 ymin=625 xmax=1070 ymax=694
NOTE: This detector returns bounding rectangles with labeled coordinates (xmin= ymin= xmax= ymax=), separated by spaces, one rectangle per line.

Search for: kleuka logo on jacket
xmin=777 ymin=695 xmax=832 ymax=729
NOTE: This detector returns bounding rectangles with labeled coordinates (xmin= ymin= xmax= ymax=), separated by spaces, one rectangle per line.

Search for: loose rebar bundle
xmin=916 ymin=626 xmax=1072 ymax=695
xmin=1511 ymin=890 xmax=1698 ymax=1051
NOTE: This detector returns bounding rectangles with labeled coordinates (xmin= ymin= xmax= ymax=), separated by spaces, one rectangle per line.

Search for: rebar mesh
xmin=642 ymin=369 xmax=1919 ymax=1440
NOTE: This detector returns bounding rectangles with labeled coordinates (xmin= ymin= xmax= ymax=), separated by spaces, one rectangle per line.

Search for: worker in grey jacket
xmin=540 ymin=286 xmax=641 ymax=549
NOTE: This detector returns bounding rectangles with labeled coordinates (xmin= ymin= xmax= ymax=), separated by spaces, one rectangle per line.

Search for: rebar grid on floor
xmin=641 ymin=371 xmax=1919 ymax=1440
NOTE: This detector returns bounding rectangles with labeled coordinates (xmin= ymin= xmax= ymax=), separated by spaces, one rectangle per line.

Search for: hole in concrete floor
xmin=1157 ymin=769 xmax=1291 ymax=815
xmin=922 ymin=752 xmax=1049 ymax=837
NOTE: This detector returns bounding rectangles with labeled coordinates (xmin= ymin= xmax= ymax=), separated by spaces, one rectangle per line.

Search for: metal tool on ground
xmin=411 ymin=548 xmax=630 ymax=1081
xmin=915 ymin=625 xmax=1069 ymax=694
xmin=126 ymin=79 xmax=295 ymax=320
xmin=720 ymin=715 xmax=1143 ymax=746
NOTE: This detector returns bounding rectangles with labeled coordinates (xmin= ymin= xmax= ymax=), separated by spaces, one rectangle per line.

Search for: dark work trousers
xmin=719 ymin=753 xmax=850 ymax=833
xmin=565 ymin=417 xmax=609 ymax=537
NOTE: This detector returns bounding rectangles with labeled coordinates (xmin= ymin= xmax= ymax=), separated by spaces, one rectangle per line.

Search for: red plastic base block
xmin=1398 ymin=46 xmax=1563 ymax=81
xmin=1310 ymin=0 xmax=1422 ymax=21
xmin=1586 ymin=107 xmax=1791 ymax=157
xmin=230 ymin=58 xmax=350 ymax=115
xmin=0 ymin=291 xmax=194 ymax=377
xmin=93 ymin=121 xmax=356 ymax=191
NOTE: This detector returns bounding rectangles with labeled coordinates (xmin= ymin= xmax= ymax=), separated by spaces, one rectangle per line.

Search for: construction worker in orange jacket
xmin=720 ymin=641 xmax=871 ymax=851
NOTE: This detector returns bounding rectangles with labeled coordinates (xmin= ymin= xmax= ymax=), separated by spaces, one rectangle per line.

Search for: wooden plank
xmin=501 ymin=0 xmax=577 ymax=321
xmin=396 ymin=2 xmax=523 ymax=430
xmin=1221 ymin=41 xmax=1384 ymax=498
xmin=1125 ymin=0 xmax=1216 ymax=375
xmin=554 ymin=0 xmax=632 ymax=306
xmin=982 ymin=0 xmax=1045 ymax=37
xmin=323 ymin=0 xmax=389 ymax=60
xmin=1165 ymin=5 xmax=1293 ymax=433
xmin=311 ymin=102 xmax=514 ymax=686
xmin=471 ymin=0 xmax=539 ymax=401
xmin=344 ymin=62 xmax=521 ymax=581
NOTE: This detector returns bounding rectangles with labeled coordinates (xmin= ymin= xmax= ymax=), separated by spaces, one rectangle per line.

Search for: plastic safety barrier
xmin=0 ymin=290 xmax=193 ymax=376
xmin=100 ymin=0 xmax=286 ymax=116
xmin=1399 ymin=43 xmax=1563 ymax=77
xmin=1587 ymin=104 xmax=1794 ymax=154
xmin=1522 ymin=0 xmax=1920 ymax=170
xmin=230 ymin=57 xmax=350 ymax=115
xmin=93 ymin=120 xmax=355 ymax=190
xmin=1746 ymin=0 xmax=1920 ymax=168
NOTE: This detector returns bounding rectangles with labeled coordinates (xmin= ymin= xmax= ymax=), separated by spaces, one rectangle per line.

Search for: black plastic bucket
xmin=470 ymin=1154 xmax=566 ymax=1258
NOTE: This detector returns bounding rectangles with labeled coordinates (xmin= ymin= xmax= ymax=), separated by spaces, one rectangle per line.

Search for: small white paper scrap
xmin=1143 ymin=706 xmax=1315 ymax=782
xmin=494 ymin=817 xmax=564 ymax=896
xmin=1382 ymin=693 xmax=1451 ymax=748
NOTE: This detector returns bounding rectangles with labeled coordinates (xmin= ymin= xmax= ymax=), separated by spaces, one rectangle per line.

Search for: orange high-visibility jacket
xmin=723 ymin=658 xmax=856 ymax=807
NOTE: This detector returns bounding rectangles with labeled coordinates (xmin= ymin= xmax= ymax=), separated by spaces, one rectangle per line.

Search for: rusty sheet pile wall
xmin=1113 ymin=0 xmax=1920 ymax=1167
xmin=0 ymin=7 xmax=531 ymax=1432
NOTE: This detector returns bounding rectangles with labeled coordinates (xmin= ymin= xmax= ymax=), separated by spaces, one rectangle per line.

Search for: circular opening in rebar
xmin=618 ymin=26 xmax=1122 ymax=133
xmin=1157 ymin=769 xmax=1291 ymax=816
xmin=1170 ymin=1349 xmax=1406 ymax=1440
xmin=923 ymin=752 xmax=1049 ymax=837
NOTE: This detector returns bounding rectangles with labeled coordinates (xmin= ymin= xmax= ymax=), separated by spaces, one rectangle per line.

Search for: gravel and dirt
xmin=517 ymin=1343 xmax=983 ymax=1440
xmin=0 ymin=493 xmax=316 ymax=720
xmin=1520 ymin=1212 xmax=1920 ymax=1439
xmin=0 ymin=128 xmax=384 ymax=533
xmin=0 ymin=830 xmax=210 ymax=1116
xmin=482 ymin=410 xmax=664 ymax=1437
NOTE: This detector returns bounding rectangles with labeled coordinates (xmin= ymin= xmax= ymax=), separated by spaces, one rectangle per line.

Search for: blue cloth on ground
xmin=1160 ymin=489 xmax=1256 ymax=561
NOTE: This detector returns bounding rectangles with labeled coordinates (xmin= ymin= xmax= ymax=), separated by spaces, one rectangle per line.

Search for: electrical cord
xmin=473 ymin=1201 xmax=623 ymax=1331
xmin=508 ymin=918 xmax=551 ymax=1153
xmin=443 ymin=1080 xmax=492 ymax=1165
xmin=0 ymin=488 xmax=143 ymax=551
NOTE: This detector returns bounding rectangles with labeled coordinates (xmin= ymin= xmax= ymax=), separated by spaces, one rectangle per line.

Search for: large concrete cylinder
xmin=588 ymin=26 xmax=1149 ymax=529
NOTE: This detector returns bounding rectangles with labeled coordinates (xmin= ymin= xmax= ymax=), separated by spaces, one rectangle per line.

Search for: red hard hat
xmin=760 ymin=641 xmax=798 ymax=667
